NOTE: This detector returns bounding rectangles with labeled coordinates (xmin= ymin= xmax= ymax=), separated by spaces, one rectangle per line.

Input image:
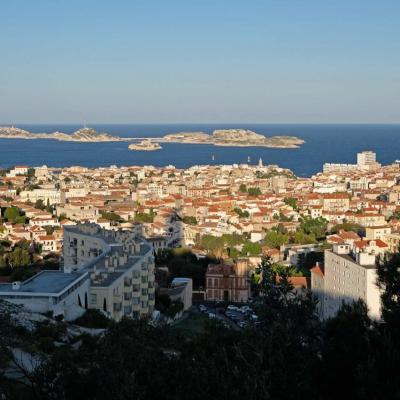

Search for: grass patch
xmin=171 ymin=311 xmax=209 ymax=336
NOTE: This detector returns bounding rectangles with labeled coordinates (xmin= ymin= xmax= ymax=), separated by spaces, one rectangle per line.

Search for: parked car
xmin=227 ymin=305 xmax=239 ymax=311
xmin=199 ymin=304 xmax=207 ymax=312
xmin=208 ymin=312 xmax=216 ymax=319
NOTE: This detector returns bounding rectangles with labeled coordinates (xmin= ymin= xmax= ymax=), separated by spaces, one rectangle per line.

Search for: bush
xmin=73 ymin=309 xmax=111 ymax=329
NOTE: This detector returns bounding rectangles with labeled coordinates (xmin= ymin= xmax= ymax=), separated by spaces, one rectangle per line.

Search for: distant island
xmin=0 ymin=126 xmax=304 ymax=148
xmin=163 ymin=129 xmax=305 ymax=148
xmin=128 ymin=139 xmax=162 ymax=151
xmin=0 ymin=127 xmax=122 ymax=142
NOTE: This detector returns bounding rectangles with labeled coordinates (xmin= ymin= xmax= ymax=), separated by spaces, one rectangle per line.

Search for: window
xmin=90 ymin=294 xmax=97 ymax=304
xmin=124 ymin=306 xmax=132 ymax=315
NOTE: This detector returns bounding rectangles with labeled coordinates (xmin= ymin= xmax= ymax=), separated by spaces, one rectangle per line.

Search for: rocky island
xmin=0 ymin=127 xmax=123 ymax=142
xmin=128 ymin=139 xmax=162 ymax=151
xmin=163 ymin=129 xmax=304 ymax=148
xmin=0 ymin=126 xmax=304 ymax=148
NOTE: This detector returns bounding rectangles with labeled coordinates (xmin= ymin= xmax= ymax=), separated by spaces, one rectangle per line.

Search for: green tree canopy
xmin=264 ymin=230 xmax=289 ymax=248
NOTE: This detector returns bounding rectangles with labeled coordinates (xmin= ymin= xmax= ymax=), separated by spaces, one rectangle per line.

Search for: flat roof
xmin=0 ymin=271 xmax=86 ymax=294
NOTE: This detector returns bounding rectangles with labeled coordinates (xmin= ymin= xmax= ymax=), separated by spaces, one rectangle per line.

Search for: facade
xmin=323 ymin=163 xmax=358 ymax=174
xmin=312 ymin=244 xmax=381 ymax=320
xmin=357 ymin=151 xmax=376 ymax=168
xmin=19 ymin=188 xmax=61 ymax=205
xmin=206 ymin=260 xmax=250 ymax=303
xmin=63 ymin=223 xmax=155 ymax=320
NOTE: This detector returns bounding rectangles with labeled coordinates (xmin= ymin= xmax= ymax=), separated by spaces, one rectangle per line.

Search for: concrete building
xmin=0 ymin=270 xmax=90 ymax=320
xmin=357 ymin=151 xmax=376 ymax=168
xmin=312 ymin=244 xmax=381 ymax=320
xmin=20 ymin=188 xmax=61 ymax=205
xmin=323 ymin=163 xmax=358 ymax=174
xmin=63 ymin=223 xmax=155 ymax=320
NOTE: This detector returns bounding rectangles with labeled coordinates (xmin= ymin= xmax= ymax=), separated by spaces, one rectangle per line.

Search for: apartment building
xmin=357 ymin=151 xmax=380 ymax=170
xmin=206 ymin=260 xmax=250 ymax=303
xmin=63 ymin=223 xmax=155 ymax=320
xmin=19 ymin=188 xmax=61 ymax=205
xmin=312 ymin=244 xmax=381 ymax=320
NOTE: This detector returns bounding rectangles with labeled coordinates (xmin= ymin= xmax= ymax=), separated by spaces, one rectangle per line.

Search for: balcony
xmin=124 ymin=293 xmax=132 ymax=301
xmin=113 ymin=294 xmax=123 ymax=302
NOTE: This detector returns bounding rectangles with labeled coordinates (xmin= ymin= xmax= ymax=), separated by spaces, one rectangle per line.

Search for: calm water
xmin=0 ymin=124 xmax=399 ymax=177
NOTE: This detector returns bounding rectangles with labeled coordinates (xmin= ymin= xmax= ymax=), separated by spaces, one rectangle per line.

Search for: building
xmin=63 ymin=223 xmax=155 ymax=320
xmin=206 ymin=260 xmax=250 ymax=302
xmin=0 ymin=270 xmax=90 ymax=320
xmin=357 ymin=151 xmax=376 ymax=168
xmin=323 ymin=163 xmax=358 ymax=174
xmin=159 ymin=277 xmax=193 ymax=311
xmin=20 ymin=188 xmax=61 ymax=205
xmin=311 ymin=244 xmax=381 ymax=320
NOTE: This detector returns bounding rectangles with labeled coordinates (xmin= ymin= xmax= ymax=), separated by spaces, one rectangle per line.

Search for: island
xmin=0 ymin=127 xmax=122 ymax=142
xmin=163 ymin=129 xmax=305 ymax=148
xmin=128 ymin=139 xmax=162 ymax=151
xmin=0 ymin=126 xmax=304 ymax=148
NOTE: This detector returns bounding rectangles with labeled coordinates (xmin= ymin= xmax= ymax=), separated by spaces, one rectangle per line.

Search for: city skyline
xmin=1 ymin=0 xmax=399 ymax=124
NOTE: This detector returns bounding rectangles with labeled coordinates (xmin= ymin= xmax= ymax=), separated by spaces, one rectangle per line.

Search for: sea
xmin=0 ymin=124 xmax=399 ymax=177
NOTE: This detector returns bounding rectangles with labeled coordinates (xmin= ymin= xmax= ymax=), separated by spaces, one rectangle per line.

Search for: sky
xmin=0 ymin=0 xmax=399 ymax=124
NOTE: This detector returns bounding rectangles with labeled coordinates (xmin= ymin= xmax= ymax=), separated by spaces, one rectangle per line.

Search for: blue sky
xmin=0 ymin=0 xmax=399 ymax=123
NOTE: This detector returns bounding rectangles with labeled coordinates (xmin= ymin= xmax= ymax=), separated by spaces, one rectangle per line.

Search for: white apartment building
xmin=357 ymin=151 xmax=376 ymax=168
xmin=323 ymin=163 xmax=358 ymax=174
xmin=63 ymin=223 xmax=155 ymax=320
xmin=357 ymin=151 xmax=381 ymax=170
xmin=20 ymin=188 xmax=61 ymax=205
xmin=312 ymin=244 xmax=381 ymax=320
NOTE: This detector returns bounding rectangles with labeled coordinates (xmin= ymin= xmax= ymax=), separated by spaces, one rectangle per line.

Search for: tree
xmin=35 ymin=199 xmax=46 ymax=210
xmin=182 ymin=216 xmax=197 ymax=225
xmin=134 ymin=212 xmax=154 ymax=223
xmin=377 ymin=252 xmax=400 ymax=330
xmin=239 ymin=183 xmax=247 ymax=193
xmin=240 ymin=241 xmax=261 ymax=256
xmin=283 ymin=197 xmax=298 ymax=211
xmin=233 ymin=207 xmax=249 ymax=218
xmin=318 ymin=301 xmax=373 ymax=399
xmin=330 ymin=222 xmax=363 ymax=235
xmin=4 ymin=206 xmax=21 ymax=222
xmin=101 ymin=211 xmax=123 ymax=223
xmin=247 ymin=187 xmax=262 ymax=196
xmin=294 ymin=230 xmax=317 ymax=244
xmin=264 ymin=230 xmax=289 ymax=248
xmin=7 ymin=247 xmax=30 ymax=268
xmin=58 ymin=213 xmax=68 ymax=222
xmin=299 ymin=216 xmax=328 ymax=240
xmin=200 ymin=235 xmax=225 ymax=257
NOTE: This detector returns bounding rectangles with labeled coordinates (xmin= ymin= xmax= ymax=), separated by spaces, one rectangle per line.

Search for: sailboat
xmin=247 ymin=156 xmax=251 ymax=163
xmin=212 ymin=154 xmax=215 ymax=161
